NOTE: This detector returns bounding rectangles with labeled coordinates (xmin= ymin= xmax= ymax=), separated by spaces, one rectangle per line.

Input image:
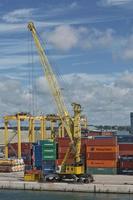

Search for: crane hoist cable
xmin=37 ymin=32 xmax=72 ymax=113
xmin=28 ymin=31 xmax=39 ymax=116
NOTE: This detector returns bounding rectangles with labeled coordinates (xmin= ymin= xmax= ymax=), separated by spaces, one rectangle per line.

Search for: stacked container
xmin=32 ymin=143 xmax=42 ymax=169
xmin=40 ymin=140 xmax=56 ymax=174
xmin=118 ymin=135 xmax=133 ymax=175
xmin=56 ymin=137 xmax=87 ymax=166
xmin=8 ymin=142 xmax=32 ymax=165
xmin=56 ymin=138 xmax=74 ymax=166
xmin=86 ymin=136 xmax=118 ymax=174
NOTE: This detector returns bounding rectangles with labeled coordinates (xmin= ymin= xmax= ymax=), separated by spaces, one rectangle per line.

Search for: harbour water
xmin=0 ymin=190 xmax=133 ymax=200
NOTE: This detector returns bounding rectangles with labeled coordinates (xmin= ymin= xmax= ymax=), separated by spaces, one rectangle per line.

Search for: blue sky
xmin=0 ymin=0 xmax=133 ymax=125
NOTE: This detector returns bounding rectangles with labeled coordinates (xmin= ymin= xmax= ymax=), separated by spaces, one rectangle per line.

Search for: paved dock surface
xmin=0 ymin=172 xmax=133 ymax=193
xmin=0 ymin=172 xmax=132 ymax=185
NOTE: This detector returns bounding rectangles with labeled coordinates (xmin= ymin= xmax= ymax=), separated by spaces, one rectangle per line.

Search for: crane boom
xmin=28 ymin=22 xmax=82 ymax=166
xmin=28 ymin=22 xmax=73 ymax=142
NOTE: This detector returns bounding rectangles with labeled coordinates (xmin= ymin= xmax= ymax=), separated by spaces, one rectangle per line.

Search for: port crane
xmin=28 ymin=22 xmax=93 ymax=182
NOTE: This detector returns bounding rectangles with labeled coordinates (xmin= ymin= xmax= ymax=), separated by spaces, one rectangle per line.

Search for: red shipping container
xmin=58 ymin=147 xmax=72 ymax=154
xmin=119 ymin=144 xmax=133 ymax=151
xmin=86 ymin=160 xmax=117 ymax=168
xmin=86 ymin=146 xmax=119 ymax=153
xmin=86 ymin=152 xmax=117 ymax=160
xmin=56 ymin=159 xmax=74 ymax=165
xmin=120 ymin=160 xmax=133 ymax=169
xmin=88 ymin=131 xmax=114 ymax=137
xmin=58 ymin=153 xmax=74 ymax=159
xmin=57 ymin=138 xmax=70 ymax=147
xmin=86 ymin=137 xmax=117 ymax=146
xmin=58 ymin=146 xmax=85 ymax=154
xmin=57 ymin=138 xmax=88 ymax=147
xmin=119 ymin=151 xmax=133 ymax=156
xmin=8 ymin=143 xmax=32 ymax=164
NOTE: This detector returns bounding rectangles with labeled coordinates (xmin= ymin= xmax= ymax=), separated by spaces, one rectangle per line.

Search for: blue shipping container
xmin=120 ymin=156 xmax=133 ymax=161
xmin=94 ymin=136 xmax=114 ymax=139
xmin=117 ymin=135 xmax=133 ymax=143
xmin=33 ymin=144 xmax=42 ymax=168
xmin=42 ymin=160 xmax=55 ymax=174
xmin=118 ymin=169 xmax=133 ymax=175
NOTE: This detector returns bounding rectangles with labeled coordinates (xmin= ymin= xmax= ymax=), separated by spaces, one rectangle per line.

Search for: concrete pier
xmin=0 ymin=172 xmax=133 ymax=194
xmin=0 ymin=181 xmax=133 ymax=194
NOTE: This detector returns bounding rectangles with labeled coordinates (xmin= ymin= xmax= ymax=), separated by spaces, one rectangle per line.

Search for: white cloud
xmin=2 ymin=8 xmax=35 ymax=23
xmin=70 ymin=2 xmax=78 ymax=9
xmin=48 ymin=25 xmax=78 ymax=50
xmin=47 ymin=25 xmax=115 ymax=51
xmin=123 ymin=48 xmax=133 ymax=59
xmin=0 ymin=23 xmax=26 ymax=33
xmin=98 ymin=0 xmax=132 ymax=7
xmin=0 ymin=72 xmax=132 ymax=125
xmin=47 ymin=25 xmax=133 ymax=61
xmin=115 ymin=71 xmax=133 ymax=88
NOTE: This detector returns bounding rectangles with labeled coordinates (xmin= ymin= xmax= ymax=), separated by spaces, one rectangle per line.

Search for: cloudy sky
xmin=0 ymin=0 xmax=133 ymax=126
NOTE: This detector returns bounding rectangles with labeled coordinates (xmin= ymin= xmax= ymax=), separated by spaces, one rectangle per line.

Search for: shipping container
xmin=42 ymin=155 xmax=56 ymax=160
xmin=86 ymin=146 xmax=118 ymax=153
xmin=86 ymin=167 xmax=117 ymax=175
xmin=8 ymin=142 xmax=32 ymax=164
xmin=119 ymin=160 xmax=133 ymax=169
xmin=119 ymin=156 xmax=133 ymax=160
xmin=33 ymin=144 xmax=42 ymax=168
xmin=56 ymin=159 xmax=74 ymax=165
xmin=118 ymin=169 xmax=133 ymax=175
xmin=86 ymin=152 xmax=117 ymax=160
xmin=58 ymin=153 xmax=74 ymax=159
xmin=119 ymin=151 xmax=133 ymax=156
xmin=25 ymin=165 xmax=32 ymax=171
xmin=42 ymin=160 xmax=55 ymax=174
xmin=42 ymin=149 xmax=56 ymax=153
xmin=117 ymin=135 xmax=133 ymax=143
xmin=119 ymin=143 xmax=133 ymax=151
xmin=38 ymin=139 xmax=55 ymax=145
xmin=58 ymin=146 xmax=85 ymax=154
xmin=86 ymin=137 xmax=117 ymax=146
xmin=57 ymin=138 xmax=70 ymax=147
xmin=86 ymin=160 xmax=117 ymax=168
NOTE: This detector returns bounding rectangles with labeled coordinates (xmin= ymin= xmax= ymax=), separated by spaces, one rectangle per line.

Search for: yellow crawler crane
xmin=28 ymin=22 xmax=93 ymax=183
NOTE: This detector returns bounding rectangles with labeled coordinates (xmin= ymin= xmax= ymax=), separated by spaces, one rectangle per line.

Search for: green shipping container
xmin=42 ymin=144 xmax=56 ymax=149
xmin=86 ymin=167 xmax=117 ymax=175
xmin=42 ymin=155 xmax=56 ymax=160
xmin=42 ymin=152 xmax=56 ymax=157
xmin=40 ymin=139 xmax=57 ymax=160
xmin=42 ymin=149 xmax=56 ymax=153
xmin=42 ymin=150 xmax=56 ymax=160
xmin=39 ymin=139 xmax=55 ymax=145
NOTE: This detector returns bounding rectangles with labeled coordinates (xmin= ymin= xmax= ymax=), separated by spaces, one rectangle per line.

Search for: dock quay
xmin=0 ymin=172 xmax=133 ymax=194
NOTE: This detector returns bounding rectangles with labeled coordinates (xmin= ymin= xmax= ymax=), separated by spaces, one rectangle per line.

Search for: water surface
xmin=0 ymin=190 xmax=132 ymax=200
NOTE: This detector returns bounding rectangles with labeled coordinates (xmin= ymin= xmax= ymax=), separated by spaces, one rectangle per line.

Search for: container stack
xmin=0 ymin=159 xmax=24 ymax=172
xmin=118 ymin=135 xmax=133 ymax=175
xmin=24 ymin=139 xmax=57 ymax=181
xmin=39 ymin=140 xmax=56 ymax=174
xmin=8 ymin=143 xmax=32 ymax=165
xmin=88 ymin=131 xmax=116 ymax=137
xmin=56 ymin=137 xmax=87 ymax=166
xmin=56 ymin=138 xmax=74 ymax=166
xmin=32 ymin=143 xmax=42 ymax=170
xmin=86 ymin=136 xmax=118 ymax=174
